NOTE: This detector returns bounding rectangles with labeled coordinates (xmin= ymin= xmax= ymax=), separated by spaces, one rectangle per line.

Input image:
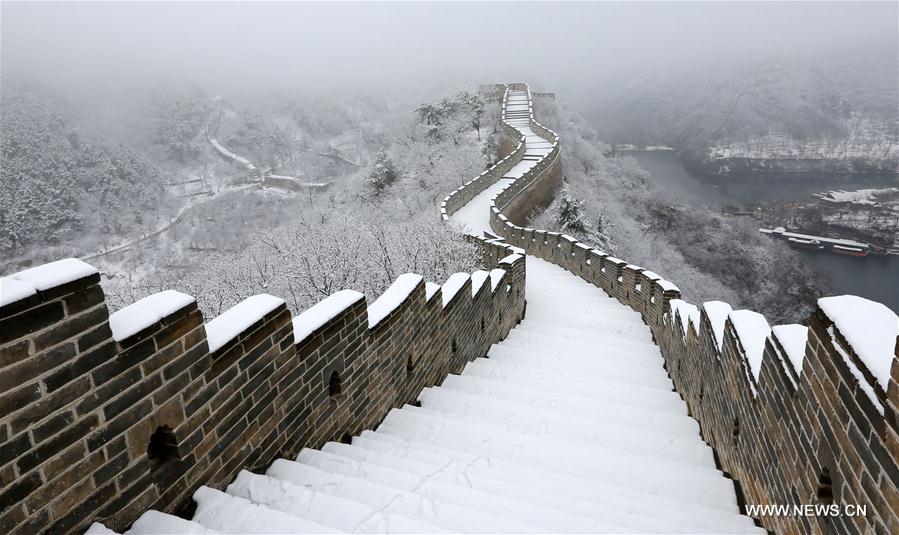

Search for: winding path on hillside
xmin=87 ymin=89 xmax=764 ymax=534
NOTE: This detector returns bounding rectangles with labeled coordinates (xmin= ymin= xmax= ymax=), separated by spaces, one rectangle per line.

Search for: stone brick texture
xmin=0 ymin=238 xmax=526 ymax=534
xmin=489 ymin=83 xmax=899 ymax=534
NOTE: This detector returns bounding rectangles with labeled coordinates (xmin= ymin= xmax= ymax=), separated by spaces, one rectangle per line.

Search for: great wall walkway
xmin=80 ymin=89 xmax=764 ymax=534
xmin=6 ymin=84 xmax=895 ymax=534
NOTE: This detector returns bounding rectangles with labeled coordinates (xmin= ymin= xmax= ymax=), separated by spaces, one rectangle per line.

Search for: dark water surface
xmin=623 ymin=150 xmax=899 ymax=312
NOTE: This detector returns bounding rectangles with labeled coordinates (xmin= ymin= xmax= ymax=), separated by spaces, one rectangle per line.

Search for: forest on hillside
xmin=588 ymin=52 xmax=899 ymax=178
xmin=532 ymin=96 xmax=825 ymax=324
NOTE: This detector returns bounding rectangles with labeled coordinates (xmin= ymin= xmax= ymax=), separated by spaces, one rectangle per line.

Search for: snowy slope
xmin=93 ymin=89 xmax=764 ymax=533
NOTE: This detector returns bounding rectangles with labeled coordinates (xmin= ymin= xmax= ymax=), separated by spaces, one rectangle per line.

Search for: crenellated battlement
xmin=3 ymin=82 xmax=897 ymax=534
xmin=457 ymin=83 xmax=899 ymax=533
xmin=0 ymin=236 xmax=526 ymax=532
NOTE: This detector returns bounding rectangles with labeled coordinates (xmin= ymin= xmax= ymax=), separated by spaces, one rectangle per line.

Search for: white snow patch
xmin=109 ymin=290 xmax=196 ymax=341
xmin=293 ymin=290 xmax=364 ymax=344
xmin=499 ymin=253 xmax=523 ymax=265
xmin=368 ymin=274 xmax=423 ymax=329
xmin=210 ymin=138 xmax=256 ymax=171
xmin=729 ymin=310 xmax=771 ymax=395
xmin=827 ymin=326 xmax=885 ymax=415
xmin=702 ymin=301 xmax=733 ymax=353
xmin=657 ymin=280 xmax=680 ymax=293
xmin=471 ymin=270 xmax=490 ymax=296
xmin=128 ymin=510 xmax=219 ymax=534
xmin=442 ymin=273 xmax=470 ymax=307
xmin=192 ymin=486 xmax=337 ymax=534
xmin=425 ymin=282 xmax=441 ymax=301
xmin=818 ymin=295 xmax=898 ymax=391
xmin=84 ymin=523 xmax=118 ymax=535
xmin=205 ymin=294 xmax=284 ymax=352
xmin=0 ymin=277 xmax=36 ymax=307
xmin=670 ymin=300 xmax=699 ymax=335
xmin=12 ymin=258 xmax=97 ymax=291
xmin=771 ymin=325 xmax=808 ymax=377
xmin=490 ymin=269 xmax=506 ymax=291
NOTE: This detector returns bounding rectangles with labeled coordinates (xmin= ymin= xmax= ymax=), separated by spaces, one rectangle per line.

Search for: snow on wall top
xmin=442 ymin=273 xmax=470 ymax=307
xmin=368 ymin=274 xmax=423 ymax=329
xmin=499 ymin=253 xmax=522 ymax=266
xmin=0 ymin=277 xmax=36 ymax=307
xmin=109 ymin=290 xmax=196 ymax=341
xmin=729 ymin=310 xmax=771 ymax=386
xmin=206 ymin=294 xmax=285 ymax=353
xmin=83 ymin=523 xmax=118 ymax=535
xmin=2 ymin=258 xmax=98 ymax=307
xmin=703 ymin=301 xmax=733 ymax=352
xmin=818 ymin=295 xmax=898 ymax=391
xmin=657 ymin=280 xmax=680 ymax=293
xmin=670 ymin=299 xmax=699 ymax=335
xmin=489 ymin=268 xmax=506 ymax=291
xmin=293 ymin=290 xmax=364 ymax=344
xmin=771 ymin=324 xmax=808 ymax=377
xmin=424 ymin=282 xmax=441 ymax=302
xmin=471 ymin=270 xmax=490 ymax=296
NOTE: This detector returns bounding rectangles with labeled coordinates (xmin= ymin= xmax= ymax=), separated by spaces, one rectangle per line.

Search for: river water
xmin=623 ymin=150 xmax=899 ymax=312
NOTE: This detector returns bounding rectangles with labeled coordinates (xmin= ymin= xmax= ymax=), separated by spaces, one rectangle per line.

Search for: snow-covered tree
xmin=365 ymin=149 xmax=398 ymax=197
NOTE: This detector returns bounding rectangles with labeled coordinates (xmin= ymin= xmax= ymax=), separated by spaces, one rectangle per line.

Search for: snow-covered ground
xmin=89 ymin=89 xmax=764 ymax=534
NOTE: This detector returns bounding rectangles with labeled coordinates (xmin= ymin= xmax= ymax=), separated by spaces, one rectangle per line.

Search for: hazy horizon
xmin=3 ymin=1 xmax=896 ymax=102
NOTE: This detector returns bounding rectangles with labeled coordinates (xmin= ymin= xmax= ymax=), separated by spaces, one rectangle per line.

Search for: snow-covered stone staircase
xmin=88 ymin=87 xmax=765 ymax=534
xmin=91 ymin=255 xmax=764 ymax=534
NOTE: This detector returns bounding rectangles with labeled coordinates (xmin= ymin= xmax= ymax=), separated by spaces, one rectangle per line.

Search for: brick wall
xmin=0 ymin=236 xmax=526 ymax=533
xmin=488 ymin=83 xmax=899 ymax=533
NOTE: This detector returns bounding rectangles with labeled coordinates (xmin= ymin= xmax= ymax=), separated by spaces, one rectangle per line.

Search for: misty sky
xmin=2 ymin=1 xmax=896 ymax=100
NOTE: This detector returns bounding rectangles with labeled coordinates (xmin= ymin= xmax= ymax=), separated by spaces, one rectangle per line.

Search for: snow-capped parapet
xmin=442 ymin=273 xmax=470 ymax=307
xmin=489 ymin=268 xmax=506 ymax=291
xmin=1 ymin=258 xmax=99 ymax=308
xmin=367 ymin=273 xmax=424 ymax=329
xmin=703 ymin=301 xmax=733 ymax=352
xmin=292 ymin=290 xmax=365 ymax=344
xmin=206 ymin=294 xmax=285 ymax=352
xmin=499 ymin=253 xmax=523 ymax=266
xmin=424 ymin=282 xmax=441 ymax=302
xmin=818 ymin=295 xmax=898 ymax=392
xmin=0 ymin=277 xmax=36 ymax=308
xmin=83 ymin=523 xmax=118 ymax=535
xmin=729 ymin=310 xmax=771 ymax=396
xmin=657 ymin=280 xmax=680 ymax=293
xmin=670 ymin=299 xmax=700 ymax=335
xmin=470 ymin=270 xmax=490 ymax=296
xmin=108 ymin=290 xmax=196 ymax=342
xmin=770 ymin=325 xmax=808 ymax=378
